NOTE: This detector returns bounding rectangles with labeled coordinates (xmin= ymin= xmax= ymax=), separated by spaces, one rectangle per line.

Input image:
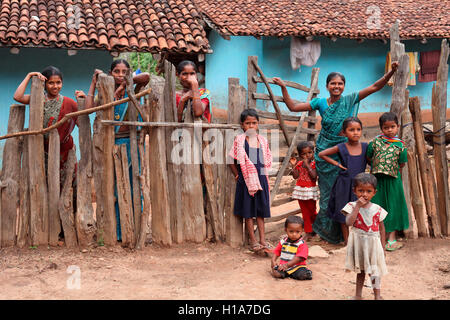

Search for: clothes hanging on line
xmin=290 ymin=37 xmax=321 ymax=71
xmin=385 ymin=51 xmax=419 ymax=86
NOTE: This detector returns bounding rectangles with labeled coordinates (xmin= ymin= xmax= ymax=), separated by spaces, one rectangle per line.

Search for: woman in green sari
xmin=273 ymin=62 xmax=398 ymax=244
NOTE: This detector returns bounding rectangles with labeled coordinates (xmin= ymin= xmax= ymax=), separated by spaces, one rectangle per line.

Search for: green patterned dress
xmin=367 ymin=135 xmax=409 ymax=233
xmin=311 ymin=92 xmax=360 ymax=244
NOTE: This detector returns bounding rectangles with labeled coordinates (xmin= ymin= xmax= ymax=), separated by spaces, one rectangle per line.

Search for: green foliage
xmin=128 ymin=52 xmax=158 ymax=74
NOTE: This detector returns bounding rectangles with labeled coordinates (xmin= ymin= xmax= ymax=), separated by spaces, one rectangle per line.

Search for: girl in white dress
xmin=341 ymin=173 xmax=387 ymax=300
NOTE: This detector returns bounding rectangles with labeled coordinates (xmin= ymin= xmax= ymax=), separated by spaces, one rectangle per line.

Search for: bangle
xmin=235 ymin=175 xmax=239 ymax=180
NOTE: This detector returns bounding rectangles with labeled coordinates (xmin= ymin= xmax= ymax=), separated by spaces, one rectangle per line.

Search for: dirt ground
xmin=0 ymin=215 xmax=449 ymax=300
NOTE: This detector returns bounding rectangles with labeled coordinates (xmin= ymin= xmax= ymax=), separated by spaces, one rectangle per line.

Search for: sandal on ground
xmin=250 ymin=242 xmax=264 ymax=252
xmin=385 ymin=240 xmax=404 ymax=251
xmin=262 ymin=242 xmax=274 ymax=251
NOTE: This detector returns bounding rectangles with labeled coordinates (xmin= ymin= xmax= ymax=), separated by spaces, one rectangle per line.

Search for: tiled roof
xmin=0 ymin=0 xmax=211 ymax=53
xmin=194 ymin=0 xmax=450 ymax=39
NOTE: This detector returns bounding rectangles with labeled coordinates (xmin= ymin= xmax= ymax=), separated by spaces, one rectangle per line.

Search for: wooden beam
xmin=136 ymin=134 xmax=151 ymax=250
xmin=113 ymin=144 xmax=135 ymax=248
xmin=247 ymin=56 xmax=258 ymax=110
xmin=163 ymin=61 xmax=184 ymax=244
xmin=17 ymin=136 xmax=31 ymax=248
xmin=58 ymin=148 xmax=78 ymax=248
xmin=47 ymin=129 xmax=60 ymax=246
xmin=0 ymin=104 xmax=25 ymax=247
xmin=266 ymin=209 xmax=301 ymax=223
xmin=252 ymin=92 xmax=302 ymax=105
xmin=432 ymin=39 xmax=450 ymax=236
xmin=256 ymin=109 xmax=318 ymax=123
xmin=97 ymin=74 xmax=117 ymax=246
xmin=270 ymin=68 xmax=319 ymax=204
xmin=399 ymin=90 xmax=418 ymax=239
xmin=125 ymin=70 xmax=142 ymax=241
xmin=0 ymin=88 xmax=151 ymax=141
xmin=225 ymin=78 xmax=245 ymax=247
xmin=252 ymin=76 xmax=319 ymax=94
xmin=251 ymin=59 xmax=292 ymax=146
xmin=148 ymin=77 xmax=173 ymax=245
xmin=75 ymin=97 xmax=96 ymax=248
xmin=409 ymin=97 xmax=441 ymax=237
xmin=28 ymin=76 xmax=49 ymax=246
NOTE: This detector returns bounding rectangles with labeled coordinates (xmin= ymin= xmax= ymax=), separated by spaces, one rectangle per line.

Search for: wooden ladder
xmin=247 ymin=56 xmax=320 ymax=222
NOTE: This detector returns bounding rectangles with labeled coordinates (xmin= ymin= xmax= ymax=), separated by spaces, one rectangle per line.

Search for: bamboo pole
xmin=409 ymin=96 xmax=441 ymax=237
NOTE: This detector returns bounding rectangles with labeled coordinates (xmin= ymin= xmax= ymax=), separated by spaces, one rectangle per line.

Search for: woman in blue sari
xmin=84 ymin=59 xmax=149 ymax=241
xmin=273 ymin=62 xmax=398 ymax=244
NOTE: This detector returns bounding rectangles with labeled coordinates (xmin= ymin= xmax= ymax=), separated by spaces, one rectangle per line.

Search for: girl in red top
xmin=175 ymin=60 xmax=211 ymax=123
xmin=14 ymin=66 xmax=81 ymax=172
xmin=290 ymin=141 xmax=319 ymax=240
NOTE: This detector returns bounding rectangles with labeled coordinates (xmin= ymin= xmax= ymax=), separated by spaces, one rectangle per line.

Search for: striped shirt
xmin=273 ymin=236 xmax=308 ymax=274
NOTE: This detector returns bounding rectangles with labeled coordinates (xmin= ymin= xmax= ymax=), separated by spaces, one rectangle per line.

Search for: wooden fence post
xmin=113 ymin=144 xmax=135 ymax=248
xmin=225 ymin=78 xmax=245 ymax=247
xmin=247 ymin=56 xmax=257 ymax=110
xmin=47 ymin=129 xmax=60 ymax=246
xmin=409 ymin=97 xmax=441 ymax=237
xmin=400 ymin=90 xmax=418 ymax=239
xmin=0 ymin=104 xmax=25 ymax=247
xmin=125 ymin=70 xmax=142 ymax=240
xmin=76 ymin=96 xmax=96 ymax=248
xmin=148 ymin=76 xmax=172 ymax=245
xmin=431 ymin=39 xmax=449 ymax=236
xmin=163 ymin=61 xmax=184 ymax=243
xmin=58 ymin=148 xmax=78 ymax=248
xmin=28 ymin=76 xmax=49 ymax=246
xmin=96 ymin=74 xmax=117 ymax=245
xmin=17 ymin=136 xmax=31 ymax=247
xmin=136 ymin=134 xmax=151 ymax=249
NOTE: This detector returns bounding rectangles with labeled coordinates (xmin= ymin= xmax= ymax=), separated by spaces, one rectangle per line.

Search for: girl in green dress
xmin=367 ymin=112 xmax=408 ymax=251
xmin=273 ymin=62 xmax=398 ymax=244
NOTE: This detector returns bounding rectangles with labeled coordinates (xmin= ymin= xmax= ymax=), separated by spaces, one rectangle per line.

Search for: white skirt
xmin=292 ymin=186 xmax=320 ymax=200
xmin=345 ymin=227 xmax=388 ymax=277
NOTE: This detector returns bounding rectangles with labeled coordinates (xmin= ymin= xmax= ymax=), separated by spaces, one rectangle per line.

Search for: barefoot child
xmin=228 ymin=109 xmax=272 ymax=252
xmin=318 ymin=117 xmax=368 ymax=245
xmin=343 ymin=173 xmax=387 ymax=300
xmin=290 ymin=141 xmax=319 ymax=241
xmin=367 ymin=112 xmax=408 ymax=251
xmin=271 ymin=216 xmax=313 ymax=280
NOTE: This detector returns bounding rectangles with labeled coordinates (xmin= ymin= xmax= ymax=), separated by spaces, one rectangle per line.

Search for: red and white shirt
xmin=341 ymin=202 xmax=388 ymax=233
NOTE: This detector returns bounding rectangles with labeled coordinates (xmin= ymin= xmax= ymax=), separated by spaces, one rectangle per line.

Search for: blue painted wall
xmin=0 ymin=47 xmax=112 ymax=163
xmin=206 ymin=31 xmax=449 ymax=115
